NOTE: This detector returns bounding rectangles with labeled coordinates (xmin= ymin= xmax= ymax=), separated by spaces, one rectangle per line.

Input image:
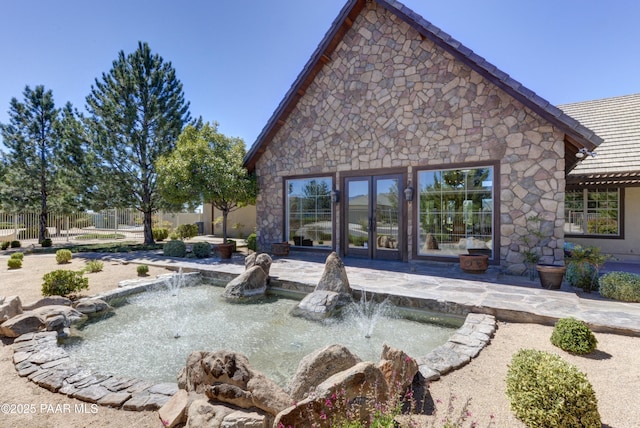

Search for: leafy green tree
xmin=156 ymin=122 xmax=258 ymax=243
xmin=0 ymin=85 xmax=84 ymax=242
xmin=85 ymin=41 xmax=190 ymax=244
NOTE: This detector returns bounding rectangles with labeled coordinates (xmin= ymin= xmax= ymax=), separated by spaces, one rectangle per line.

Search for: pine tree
xmin=85 ymin=42 xmax=191 ymax=244
xmin=0 ymin=85 xmax=83 ymax=242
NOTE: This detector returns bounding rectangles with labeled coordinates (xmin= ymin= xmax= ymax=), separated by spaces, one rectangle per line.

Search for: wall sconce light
xmin=576 ymin=147 xmax=597 ymax=159
xmin=331 ymin=189 xmax=340 ymax=203
xmin=404 ymin=186 xmax=414 ymax=201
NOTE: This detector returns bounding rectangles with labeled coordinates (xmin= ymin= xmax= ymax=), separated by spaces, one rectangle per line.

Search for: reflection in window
xmin=286 ymin=177 xmax=333 ymax=247
xmin=565 ymin=188 xmax=619 ymax=236
xmin=417 ymin=167 xmax=493 ymax=258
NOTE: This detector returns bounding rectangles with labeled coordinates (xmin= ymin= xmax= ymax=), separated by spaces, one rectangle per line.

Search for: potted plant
xmin=459 ymin=253 xmax=489 ymax=273
xmin=156 ymin=123 xmax=258 ymax=259
xmin=520 ymin=215 xmax=566 ymax=289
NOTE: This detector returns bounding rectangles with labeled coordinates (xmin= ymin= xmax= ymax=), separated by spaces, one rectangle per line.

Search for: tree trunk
xmin=222 ymin=209 xmax=229 ymax=244
xmin=39 ymin=209 xmax=47 ymax=244
xmin=143 ymin=209 xmax=154 ymax=245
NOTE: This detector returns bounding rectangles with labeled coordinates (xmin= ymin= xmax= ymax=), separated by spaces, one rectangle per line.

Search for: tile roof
xmin=244 ymin=0 xmax=602 ymax=171
xmin=561 ymin=93 xmax=640 ymax=185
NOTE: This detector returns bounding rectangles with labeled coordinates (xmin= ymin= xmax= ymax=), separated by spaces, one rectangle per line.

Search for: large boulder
xmin=72 ymin=298 xmax=111 ymax=315
xmin=291 ymin=290 xmax=349 ymax=320
xmin=223 ymin=266 xmax=268 ymax=300
xmin=245 ymin=253 xmax=272 ymax=277
xmin=316 ymin=252 xmax=350 ymax=293
xmin=287 ymin=344 xmax=362 ymax=401
xmin=177 ymin=350 xmax=291 ymax=417
xmin=0 ymin=305 xmax=83 ymax=338
xmin=22 ymin=296 xmax=71 ymax=311
xmin=275 ymin=362 xmax=389 ymax=427
xmin=0 ymin=296 xmax=22 ymax=322
xmin=0 ymin=312 xmax=44 ymax=338
xmin=185 ymin=399 xmax=233 ymax=428
xmin=377 ymin=344 xmax=419 ymax=395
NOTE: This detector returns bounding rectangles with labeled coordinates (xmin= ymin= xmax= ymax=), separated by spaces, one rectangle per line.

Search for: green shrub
xmin=169 ymin=232 xmax=180 ymax=240
xmin=152 ymin=227 xmax=169 ymax=241
xmin=7 ymin=258 xmax=22 ymax=269
xmin=176 ymin=223 xmax=198 ymax=239
xmin=41 ymin=270 xmax=89 ymax=297
xmin=10 ymin=240 xmax=21 ymax=248
xmin=192 ymin=242 xmax=211 ymax=258
xmin=247 ymin=233 xmax=257 ymax=252
xmin=1 ymin=241 xmax=10 ymax=250
xmin=85 ymin=260 xmax=104 ymax=273
xmin=506 ymin=349 xmax=600 ymax=428
xmin=550 ymin=317 xmax=597 ymax=354
xmin=136 ymin=264 xmax=149 ymax=276
xmin=163 ymin=239 xmax=186 ymax=257
xmin=599 ymin=271 xmax=640 ymax=302
xmin=566 ymin=262 xmax=599 ymax=291
xmin=55 ymin=249 xmax=73 ymax=264
xmin=10 ymin=252 xmax=24 ymax=260
xmin=41 ymin=238 xmax=53 ymax=247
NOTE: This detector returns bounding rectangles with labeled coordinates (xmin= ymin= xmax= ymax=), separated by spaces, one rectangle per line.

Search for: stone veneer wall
xmin=255 ymin=2 xmax=565 ymax=274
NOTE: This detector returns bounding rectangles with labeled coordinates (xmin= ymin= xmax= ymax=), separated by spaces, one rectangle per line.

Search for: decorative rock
xmin=157 ymin=389 xmax=188 ymax=428
xmin=377 ymin=344 xmax=418 ymax=394
xmin=22 ymin=296 xmax=71 ymax=311
xmin=72 ymin=384 xmax=111 ymax=403
xmin=223 ymin=266 xmax=268 ymax=300
xmin=148 ymin=382 xmax=179 ymax=396
xmin=1 ymin=312 xmax=45 ymax=337
xmin=73 ymin=298 xmax=111 ymax=315
xmin=185 ymin=400 xmax=233 ymax=428
xmin=178 ymin=350 xmax=290 ymax=416
xmin=98 ymin=392 xmax=132 ymax=408
xmin=223 ymin=410 xmax=270 ymax=428
xmin=0 ymin=296 xmax=22 ymax=322
xmin=291 ymin=290 xmax=347 ymax=320
xmin=245 ymin=253 xmax=272 ymax=277
xmin=287 ymin=344 xmax=362 ymax=401
xmin=275 ymin=362 xmax=389 ymax=427
xmin=316 ymin=252 xmax=350 ymax=293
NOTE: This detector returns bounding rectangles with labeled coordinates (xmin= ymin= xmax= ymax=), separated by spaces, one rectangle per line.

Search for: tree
xmin=0 ymin=85 xmax=84 ymax=242
xmin=85 ymin=41 xmax=190 ymax=244
xmin=156 ymin=122 xmax=258 ymax=243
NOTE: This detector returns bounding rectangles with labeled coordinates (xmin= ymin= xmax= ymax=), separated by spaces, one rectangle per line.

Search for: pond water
xmin=61 ymin=285 xmax=458 ymax=387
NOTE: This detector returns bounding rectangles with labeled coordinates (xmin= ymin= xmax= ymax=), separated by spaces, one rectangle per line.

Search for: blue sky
xmin=1 ymin=0 xmax=639 ymax=148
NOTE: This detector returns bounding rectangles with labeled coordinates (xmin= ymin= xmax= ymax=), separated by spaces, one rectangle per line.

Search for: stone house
xmin=243 ymin=0 xmax=602 ymax=274
xmin=561 ymin=94 xmax=640 ymax=262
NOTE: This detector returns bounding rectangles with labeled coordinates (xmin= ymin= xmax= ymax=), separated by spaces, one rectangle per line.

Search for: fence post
xmin=66 ymin=216 xmax=70 ymax=242
xmin=13 ymin=212 xmax=18 ymax=240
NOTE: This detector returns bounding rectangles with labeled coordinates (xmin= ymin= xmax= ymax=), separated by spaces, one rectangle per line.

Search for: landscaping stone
xmin=0 ymin=295 xmax=22 ymax=322
xmin=22 ymin=296 xmax=71 ymax=311
xmin=97 ymin=392 xmax=132 ymax=408
xmin=222 ymin=266 xmax=268 ymax=300
xmin=72 ymin=384 xmax=111 ymax=403
xmin=184 ymin=400 xmax=233 ymax=428
xmin=73 ymin=298 xmax=111 ymax=314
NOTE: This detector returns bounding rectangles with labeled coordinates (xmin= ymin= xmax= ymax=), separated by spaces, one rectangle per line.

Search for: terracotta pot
xmin=217 ymin=243 xmax=234 ymax=259
xmin=271 ymin=242 xmax=290 ymax=256
xmin=459 ymin=254 xmax=489 ymax=273
xmin=536 ymin=264 xmax=566 ymax=289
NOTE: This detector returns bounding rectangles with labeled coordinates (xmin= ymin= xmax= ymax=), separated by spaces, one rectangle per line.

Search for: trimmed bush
xmin=41 ymin=270 xmax=89 ymax=297
xmin=7 ymin=258 xmax=22 ymax=269
xmin=506 ymin=349 xmax=600 ymax=428
xmin=10 ymin=252 xmax=24 ymax=260
xmin=247 ymin=233 xmax=257 ymax=252
xmin=41 ymin=238 xmax=53 ymax=247
xmin=10 ymin=240 xmax=21 ymax=248
xmin=1 ymin=241 xmax=10 ymax=250
xmin=152 ymin=227 xmax=169 ymax=241
xmin=176 ymin=223 xmax=198 ymax=239
xmin=85 ymin=260 xmax=104 ymax=273
xmin=192 ymin=242 xmax=212 ymax=258
xmin=551 ymin=317 xmax=597 ymax=354
xmin=137 ymin=264 xmax=149 ymax=276
xmin=566 ymin=262 xmax=599 ymax=292
xmin=56 ymin=249 xmax=73 ymax=264
xmin=599 ymin=271 xmax=640 ymax=302
xmin=163 ymin=239 xmax=186 ymax=257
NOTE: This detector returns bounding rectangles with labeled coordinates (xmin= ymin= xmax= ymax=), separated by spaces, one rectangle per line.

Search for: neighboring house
xmin=561 ymin=94 xmax=640 ymax=262
xmin=243 ymin=0 xmax=602 ymax=274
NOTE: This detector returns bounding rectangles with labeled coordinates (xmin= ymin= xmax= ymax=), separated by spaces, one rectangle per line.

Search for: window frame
xmin=565 ymin=187 xmax=624 ymax=239
xmin=283 ymin=174 xmax=335 ymax=249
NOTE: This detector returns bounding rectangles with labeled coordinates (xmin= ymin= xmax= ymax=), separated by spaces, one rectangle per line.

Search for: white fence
xmin=0 ymin=209 xmax=204 ymax=244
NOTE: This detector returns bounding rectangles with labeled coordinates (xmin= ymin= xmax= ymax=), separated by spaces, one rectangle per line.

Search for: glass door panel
xmin=346 ymin=178 xmax=370 ymax=257
xmin=374 ymin=177 xmax=400 ymax=259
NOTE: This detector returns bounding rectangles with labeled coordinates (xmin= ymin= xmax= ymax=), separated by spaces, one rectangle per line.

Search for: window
xmin=417 ymin=167 xmax=494 ymax=258
xmin=565 ymin=188 xmax=620 ymax=236
xmin=286 ymin=177 xmax=333 ymax=247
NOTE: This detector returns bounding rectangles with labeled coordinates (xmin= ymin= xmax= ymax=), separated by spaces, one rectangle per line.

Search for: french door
xmin=344 ymin=174 xmax=402 ymax=260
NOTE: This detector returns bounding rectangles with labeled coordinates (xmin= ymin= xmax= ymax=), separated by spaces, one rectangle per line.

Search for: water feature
xmin=61 ymin=284 xmax=459 ymax=387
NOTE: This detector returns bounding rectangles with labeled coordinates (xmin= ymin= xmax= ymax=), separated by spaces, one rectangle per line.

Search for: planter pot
xmin=271 ymin=242 xmax=290 ymax=256
xmin=217 ymin=243 xmax=234 ymax=259
xmin=536 ymin=264 xmax=566 ymax=290
xmin=459 ymin=254 xmax=489 ymax=274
